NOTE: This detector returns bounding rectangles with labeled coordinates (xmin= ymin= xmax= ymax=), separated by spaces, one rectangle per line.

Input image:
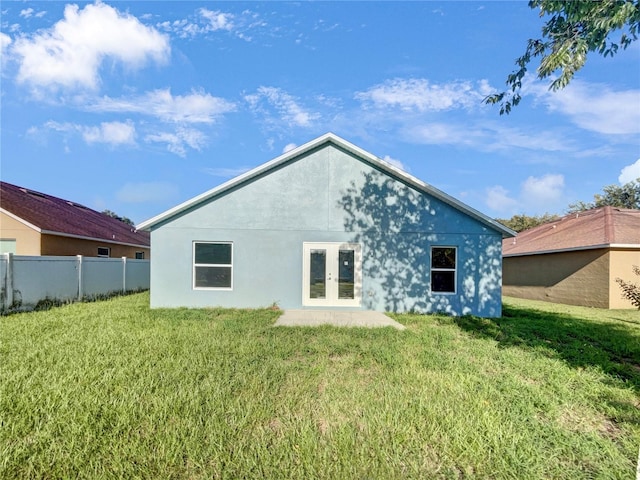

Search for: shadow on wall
xmin=338 ymin=169 xmax=502 ymax=316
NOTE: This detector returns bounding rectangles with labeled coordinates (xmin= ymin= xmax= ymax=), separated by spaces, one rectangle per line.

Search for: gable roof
xmin=138 ymin=133 xmax=515 ymax=237
xmin=0 ymin=181 xmax=150 ymax=248
xmin=503 ymin=206 xmax=640 ymax=257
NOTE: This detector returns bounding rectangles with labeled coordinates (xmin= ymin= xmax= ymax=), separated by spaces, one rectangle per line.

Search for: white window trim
xmin=430 ymin=246 xmax=457 ymax=294
xmin=97 ymin=246 xmax=111 ymax=258
xmin=192 ymin=241 xmax=233 ymax=291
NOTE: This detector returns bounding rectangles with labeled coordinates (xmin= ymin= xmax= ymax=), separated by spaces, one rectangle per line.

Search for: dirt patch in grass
xmin=557 ymin=407 xmax=622 ymax=439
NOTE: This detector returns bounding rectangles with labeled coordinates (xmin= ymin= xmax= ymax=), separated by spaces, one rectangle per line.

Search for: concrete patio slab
xmin=275 ymin=310 xmax=406 ymax=330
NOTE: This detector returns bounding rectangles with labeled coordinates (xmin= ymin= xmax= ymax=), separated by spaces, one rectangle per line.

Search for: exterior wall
xmin=150 ymin=145 xmax=504 ymax=316
xmin=609 ymin=248 xmax=640 ymax=309
xmin=0 ymin=212 xmax=41 ymax=255
xmin=40 ymin=234 xmax=150 ymax=259
xmin=503 ymin=249 xmax=610 ymax=308
xmin=0 ymin=212 xmax=149 ymax=259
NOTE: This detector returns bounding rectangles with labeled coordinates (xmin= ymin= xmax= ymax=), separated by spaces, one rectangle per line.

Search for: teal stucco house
xmin=138 ymin=133 xmax=514 ymax=317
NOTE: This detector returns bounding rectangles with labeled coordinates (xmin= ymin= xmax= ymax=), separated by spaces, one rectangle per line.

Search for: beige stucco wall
xmin=503 ymin=249 xmax=610 ymax=308
xmin=609 ymin=248 xmax=640 ymax=309
xmin=0 ymin=211 xmax=41 ymax=255
xmin=41 ymin=234 xmax=150 ymax=259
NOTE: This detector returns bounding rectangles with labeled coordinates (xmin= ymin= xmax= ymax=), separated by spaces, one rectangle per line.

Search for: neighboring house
xmin=503 ymin=207 xmax=640 ymax=309
xmin=0 ymin=181 xmax=150 ymax=259
xmin=138 ymin=133 xmax=515 ymax=317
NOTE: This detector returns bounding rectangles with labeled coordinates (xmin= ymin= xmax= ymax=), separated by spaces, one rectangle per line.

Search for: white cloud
xmin=116 ymin=182 xmax=179 ymax=203
xmin=531 ymin=79 xmax=640 ymax=135
xmin=619 ymin=159 xmax=640 ymax=184
xmin=282 ymin=143 xmax=297 ymax=153
xmin=408 ymin=123 xmax=477 ymax=146
xmin=89 ymin=89 xmax=235 ymax=124
xmin=42 ymin=120 xmax=75 ymax=133
xmin=145 ymin=127 xmax=206 ymax=157
xmin=245 ymin=86 xmax=319 ymax=128
xmin=485 ymin=185 xmax=519 ymax=213
xmin=521 ymin=174 xmax=564 ymax=199
xmin=20 ymin=8 xmax=47 ymax=19
xmin=1 ymin=32 xmax=11 ymax=57
xmin=40 ymin=120 xmax=136 ymax=147
xmin=156 ymin=8 xmax=259 ymax=40
xmin=199 ymin=8 xmax=234 ymax=31
xmin=381 ymin=155 xmax=407 ymax=172
xmin=485 ymin=174 xmax=565 ymax=216
xmin=355 ymin=78 xmax=489 ymax=112
xmin=407 ymin=122 xmax=570 ymax=153
xmin=82 ymin=121 xmax=136 ymax=145
xmin=521 ymin=174 xmax=565 ymax=206
xmin=12 ymin=2 xmax=169 ymax=91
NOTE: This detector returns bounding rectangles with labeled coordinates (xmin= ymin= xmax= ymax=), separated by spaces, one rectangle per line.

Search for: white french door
xmin=302 ymin=242 xmax=362 ymax=307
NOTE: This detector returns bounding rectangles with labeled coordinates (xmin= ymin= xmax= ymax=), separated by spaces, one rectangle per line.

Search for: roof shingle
xmin=503 ymin=206 xmax=640 ymax=256
xmin=0 ymin=181 xmax=149 ymax=247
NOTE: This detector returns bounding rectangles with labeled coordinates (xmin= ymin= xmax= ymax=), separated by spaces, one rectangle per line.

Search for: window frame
xmin=430 ymin=246 xmax=457 ymax=294
xmin=135 ymin=251 xmax=145 ymax=260
xmin=97 ymin=246 xmax=111 ymax=258
xmin=192 ymin=241 xmax=233 ymax=291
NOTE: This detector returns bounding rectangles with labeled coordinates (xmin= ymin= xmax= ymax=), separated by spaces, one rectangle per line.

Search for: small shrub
xmin=615 ymin=265 xmax=640 ymax=309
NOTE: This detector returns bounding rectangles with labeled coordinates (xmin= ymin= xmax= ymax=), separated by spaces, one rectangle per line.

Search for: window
xmin=431 ymin=247 xmax=456 ymax=293
xmin=193 ymin=242 xmax=232 ymax=289
xmin=97 ymin=247 xmax=110 ymax=257
xmin=0 ymin=239 xmax=16 ymax=254
xmin=135 ymin=251 xmax=145 ymax=259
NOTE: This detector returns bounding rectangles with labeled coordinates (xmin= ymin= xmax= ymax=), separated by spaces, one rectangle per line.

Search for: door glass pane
xmin=309 ymin=249 xmax=326 ymax=299
xmin=338 ymin=249 xmax=355 ymax=299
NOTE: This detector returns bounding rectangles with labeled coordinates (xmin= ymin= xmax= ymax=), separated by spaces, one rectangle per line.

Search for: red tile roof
xmin=0 ymin=181 xmax=149 ymax=247
xmin=503 ymin=206 xmax=640 ymax=256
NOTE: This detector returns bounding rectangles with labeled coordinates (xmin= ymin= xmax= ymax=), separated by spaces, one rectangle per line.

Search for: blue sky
xmin=2 ymin=1 xmax=639 ymax=225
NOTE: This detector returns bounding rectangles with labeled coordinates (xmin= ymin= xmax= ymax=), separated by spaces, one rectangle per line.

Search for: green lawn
xmin=1 ymin=293 xmax=639 ymax=479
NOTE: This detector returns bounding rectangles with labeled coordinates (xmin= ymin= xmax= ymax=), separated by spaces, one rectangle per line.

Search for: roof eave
xmin=503 ymin=243 xmax=640 ymax=257
xmin=40 ymin=230 xmax=150 ymax=249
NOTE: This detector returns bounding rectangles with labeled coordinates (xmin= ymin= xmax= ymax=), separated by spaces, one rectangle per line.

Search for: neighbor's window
xmin=135 ymin=251 xmax=145 ymax=259
xmin=193 ymin=242 xmax=232 ymax=289
xmin=0 ymin=239 xmax=16 ymax=254
xmin=431 ymin=247 xmax=456 ymax=293
xmin=97 ymin=247 xmax=110 ymax=257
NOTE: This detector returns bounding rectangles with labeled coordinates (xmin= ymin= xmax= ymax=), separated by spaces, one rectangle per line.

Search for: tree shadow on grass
xmin=452 ymin=304 xmax=640 ymax=392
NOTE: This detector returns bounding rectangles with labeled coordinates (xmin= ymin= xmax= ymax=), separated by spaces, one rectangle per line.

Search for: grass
xmin=1 ymin=293 xmax=639 ymax=479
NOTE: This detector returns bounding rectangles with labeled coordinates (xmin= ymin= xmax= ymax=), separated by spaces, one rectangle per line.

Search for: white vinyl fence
xmin=1 ymin=254 xmax=149 ymax=312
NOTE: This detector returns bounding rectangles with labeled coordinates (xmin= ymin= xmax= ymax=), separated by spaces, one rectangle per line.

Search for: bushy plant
xmin=616 ymin=265 xmax=640 ymax=309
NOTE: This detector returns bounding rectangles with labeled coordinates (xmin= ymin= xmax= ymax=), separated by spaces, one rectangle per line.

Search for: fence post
xmin=3 ymin=253 xmax=13 ymax=311
xmin=77 ymin=255 xmax=83 ymax=301
xmin=122 ymin=257 xmax=127 ymax=293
